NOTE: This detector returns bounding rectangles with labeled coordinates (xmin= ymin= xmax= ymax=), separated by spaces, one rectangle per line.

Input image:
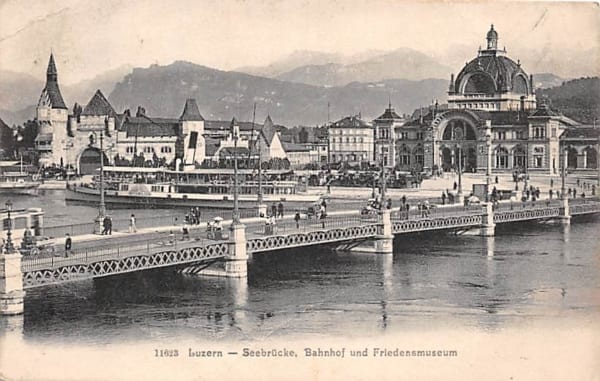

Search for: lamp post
xmin=561 ymin=146 xmax=567 ymax=200
xmin=4 ymin=200 xmax=15 ymax=254
xmin=94 ymin=131 xmax=106 ymax=234
xmin=454 ymin=125 xmax=464 ymax=204
xmin=232 ymin=120 xmax=240 ymax=225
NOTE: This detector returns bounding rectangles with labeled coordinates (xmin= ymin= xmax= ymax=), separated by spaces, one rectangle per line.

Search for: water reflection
xmin=7 ymin=220 xmax=599 ymax=343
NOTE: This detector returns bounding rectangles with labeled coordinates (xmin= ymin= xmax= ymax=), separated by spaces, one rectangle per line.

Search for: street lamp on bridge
xmin=454 ymin=125 xmax=465 ymax=204
xmin=3 ymin=200 xmax=15 ymax=254
xmin=93 ymin=131 xmax=106 ymax=234
xmin=231 ymin=118 xmax=240 ymax=225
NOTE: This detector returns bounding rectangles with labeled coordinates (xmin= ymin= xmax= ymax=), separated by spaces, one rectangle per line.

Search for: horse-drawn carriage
xmin=19 ymin=234 xmax=55 ymax=256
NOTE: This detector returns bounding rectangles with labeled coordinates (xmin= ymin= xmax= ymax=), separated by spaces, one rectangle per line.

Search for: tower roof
xmin=39 ymin=54 xmax=67 ymax=109
xmin=82 ymin=90 xmax=116 ymax=116
xmin=179 ymin=98 xmax=204 ymax=121
xmin=47 ymin=53 xmax=58 ymax=77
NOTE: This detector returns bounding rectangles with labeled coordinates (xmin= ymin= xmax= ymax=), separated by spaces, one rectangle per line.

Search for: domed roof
xmin=452 ymin=27 xmax=531 ymax=96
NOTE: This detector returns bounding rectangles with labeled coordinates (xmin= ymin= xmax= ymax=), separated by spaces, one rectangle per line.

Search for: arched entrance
xmin=567 ymin=147 xmax=578 ymax=169
xmin=441 ymin=147 xmax=453 ymax=171
xmin=584 ymin=146 xmax=598 ymax=169
xmin=79 ymin=148 xmax=109 ymax=175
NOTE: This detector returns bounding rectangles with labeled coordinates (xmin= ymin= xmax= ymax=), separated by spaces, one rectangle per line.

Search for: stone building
xmin=328 ymin=114 xmax=374 ymax=166
xmin=393 ymin=25 xmax=590 ymax=175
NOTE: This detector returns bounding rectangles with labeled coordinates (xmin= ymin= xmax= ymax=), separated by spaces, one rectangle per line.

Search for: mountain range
xmin=0 ymin=65 xmax=131 ymax=126
xmin=0 ymin=48 xmax=582 ymax=127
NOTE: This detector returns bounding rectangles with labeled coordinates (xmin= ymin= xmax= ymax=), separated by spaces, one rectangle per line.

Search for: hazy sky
xmin=1 ymin=0 xmax=599 ymax=84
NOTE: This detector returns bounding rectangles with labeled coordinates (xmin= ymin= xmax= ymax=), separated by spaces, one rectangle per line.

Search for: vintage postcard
xmin=0 ymin=0 xmax=599 ymax=380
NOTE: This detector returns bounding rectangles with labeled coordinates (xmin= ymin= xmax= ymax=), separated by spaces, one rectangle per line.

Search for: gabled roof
xmin=179 ymin=99 xmax=204 ymax=121
xmin=120 ymin=116 xmax=180 ymax=137
xmin=82 ymin=90 xmax=116 ymax=116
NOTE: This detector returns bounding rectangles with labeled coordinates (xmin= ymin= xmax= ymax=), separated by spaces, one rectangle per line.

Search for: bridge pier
xmin=558 ymin=197 xmax=571 ymax=225
xmin=479 ymin=202 xmax=496 ymax=237
xmin=374 ymin=209 xmax=394 ymax=254
xmin=0 ymin=252 xmax=25 ymax=315
xmin=224 ymin=223 xmax=248 ymax=278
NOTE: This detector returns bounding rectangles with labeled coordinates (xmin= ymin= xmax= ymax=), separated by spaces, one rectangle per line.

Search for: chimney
xmin=136 ymin=106 xmax=145 ymax=117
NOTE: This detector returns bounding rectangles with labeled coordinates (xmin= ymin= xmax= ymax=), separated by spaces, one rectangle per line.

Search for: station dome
xmin=451 ymin=25 xmax=533 ymax=97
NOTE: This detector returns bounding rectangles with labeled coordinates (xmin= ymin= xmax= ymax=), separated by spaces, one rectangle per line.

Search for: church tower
xmin=180 ymin=98 xmax=205 ymax=169
xmin=36 ymin=54 xmax=69 ymax=166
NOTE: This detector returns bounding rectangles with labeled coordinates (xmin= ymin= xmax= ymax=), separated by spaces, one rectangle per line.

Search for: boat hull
xmin=65 ymin=187 xmax=320 ymax=210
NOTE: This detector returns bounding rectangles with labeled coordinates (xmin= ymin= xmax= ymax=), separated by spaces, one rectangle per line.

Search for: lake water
xmin=3 ymin=191 xmax=598 ymax=345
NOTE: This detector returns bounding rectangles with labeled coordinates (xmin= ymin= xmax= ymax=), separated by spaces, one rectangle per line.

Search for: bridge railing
xmin=391 ymin=204 xmax=483 ymax=221
xmin=21 ymin=231 xmax=221 ymax=273
xmin=493 ymin=199 xmax=563 ymax=212
xmin=250 ymin=213 xmax=368 ymax=236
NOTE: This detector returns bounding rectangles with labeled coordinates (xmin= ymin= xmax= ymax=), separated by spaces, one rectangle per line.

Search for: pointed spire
xmin=47 ymin=53 xmax=58 ymax=82
xmin=179 ymin=98 xmax=204 ymax=121
xmin=39 ymin=53 xmax=67 ymax=109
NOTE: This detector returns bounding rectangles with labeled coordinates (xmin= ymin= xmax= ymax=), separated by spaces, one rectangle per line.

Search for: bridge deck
xmin=19 ymin=197 xmax=600 ymax=289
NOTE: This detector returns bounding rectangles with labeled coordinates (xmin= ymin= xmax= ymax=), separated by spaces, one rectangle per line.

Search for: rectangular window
xmin=188 ymin=131 xmax=198 ymax=148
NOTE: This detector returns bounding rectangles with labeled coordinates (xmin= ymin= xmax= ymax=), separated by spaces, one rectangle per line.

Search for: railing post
xmin=0 ymin=251 xmax=25 ymax=315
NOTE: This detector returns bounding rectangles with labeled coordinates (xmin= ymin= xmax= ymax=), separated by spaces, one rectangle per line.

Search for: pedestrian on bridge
xmin=294 ymin=212 xmax=301 ymax=229
xmin=129 ymin=214 xmax=137 ymax=233
xmin=182 ymin=222 xmax=190 ymax=240
xmin=549 ymin=189 xmax=553 ymax=199
xmin=278 ymin=202 xmax=284 ymax=218
xmin=550 ymin=178 xmax=554 ymax=188
xmin=65 ymin=233 xmax=72 ymax=257
xmin=441 ymin=192 xmax=446 ymax=205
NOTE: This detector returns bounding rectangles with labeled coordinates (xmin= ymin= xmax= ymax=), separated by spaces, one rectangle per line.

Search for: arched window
xmin=413 ymin=146 xmax=424 ymax=167
xmin=495 ymin=146 xmax=509 ymax=169
xmin=399 ymin=145 xmax=411 ymax=166
xmin=513 ymin=75 xmax=529 ymax=94
xmin=513 ymin=145 xmax=527 ymax=169
xmin=463 ymin=73 xmax=496 ymax=94
xmin=584 ymin=146 xmax=598 ymax=169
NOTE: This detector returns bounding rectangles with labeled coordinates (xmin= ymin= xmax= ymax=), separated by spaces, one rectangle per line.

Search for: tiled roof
xmin=82 ymin=90 xmax=116 ymax=116
xmin=561 ymin=126 xmax=600 ymax=139
xmin=121 ymin=116 xmax=180 ymax=137
xmin=330 ymin=115 xmax=372 ymax=128
xmin=179 ymin=99 xmax=204 ymax=121
xmin=529 ymin=104 xmax=561 ymax=118
xmin=374 ymin=105 xmax=403 ymax=122
xmin=43 ymin=54 xmax=67 ymax=110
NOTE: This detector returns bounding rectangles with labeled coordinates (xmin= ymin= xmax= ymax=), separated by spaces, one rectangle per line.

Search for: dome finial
xmin=486 ymin=24 xmax=498 ymax=50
